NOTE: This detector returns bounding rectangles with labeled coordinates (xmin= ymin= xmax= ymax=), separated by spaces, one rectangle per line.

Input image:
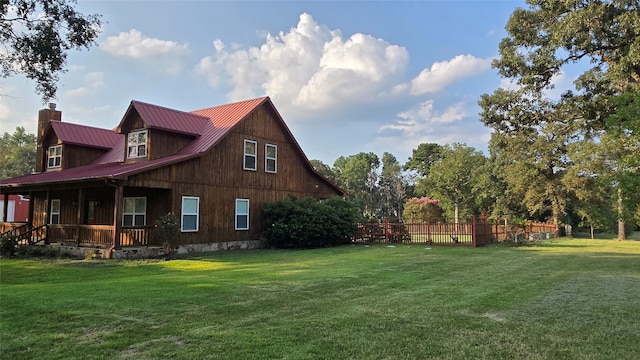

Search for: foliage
xmin=261 ymin=195 xmax=360 ymax=249
xmin=404 ymin=142 xmax=443 ymax=176
xmin=309 ymin=159 xmax=336 ymax=181
xmin=378 ymin=152 xmax=407 ymax=218
xmin=156 ymin=212 xmax=180 ymax=256
xmin=402 ymin=197 xmax=443 ymax=222
xmin=0 ymin=234 xmax=17 ymax=257
xmin=0 ymin=126 xmax=37 ymax=179
xmin=332 ymin=152 xmax=380 ymax=216
xmin=417 ymin=143 xmax=487 ymax=223
xmin=1 ymin=0 xmax=102 ymax=101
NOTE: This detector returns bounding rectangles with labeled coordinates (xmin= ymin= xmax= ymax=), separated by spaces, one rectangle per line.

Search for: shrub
xmin=402 ymin=197 xmax=444 ymax=223
xmin=0 ymin=234 xmax=18 ymax=257
xmin=261 ymin=195 xmax=361 ymax=249
xmin=156 ymin=212 xmax=180 ymax=258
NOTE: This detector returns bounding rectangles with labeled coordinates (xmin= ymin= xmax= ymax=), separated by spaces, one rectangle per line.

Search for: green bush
xmin=0 ymin=234 xmax=18 ymax=257
xmin=261 ymin=196 xmax=361 ymax=249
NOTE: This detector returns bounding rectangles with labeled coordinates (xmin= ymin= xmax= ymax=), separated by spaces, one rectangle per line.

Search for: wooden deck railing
xmin=47 ymin=225 xmax=158 ymax=247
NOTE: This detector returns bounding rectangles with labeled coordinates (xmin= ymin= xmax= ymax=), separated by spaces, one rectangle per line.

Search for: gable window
xmin=49 ymin=199 xmax=60 ymax=224
xmin=235 ymin=199 xmax=249 ymax=230
xmin=181 ymin=196 xmax=200 ymax=232
xmin=47 ymin=145 xmax=62 ymax=169
xmin=123 ymin=197 xmax=146 ymax=227
xmin=127 ymin=130 xmax=147 ymax=159
xmin=243 ymin=139 xmax=257 ymax=171
xmin=265 ymin=144 xmax=277 ymax=173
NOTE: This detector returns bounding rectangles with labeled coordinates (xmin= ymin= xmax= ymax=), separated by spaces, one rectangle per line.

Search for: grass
xmin=1 ymin=238 xmax=640 ymax=359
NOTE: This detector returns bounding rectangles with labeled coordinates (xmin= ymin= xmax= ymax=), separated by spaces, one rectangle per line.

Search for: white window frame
xmin=243 ymin=139 xmax=257 ymax=171
xmin=181 ymin=196 xmax=200 ymax=232
xmin=50 ymin=199 xmax=60 ymax=224
xmin=265 ymin=143 xmax=277 ymax=173
xmin=235 ymin=199 xmax=250 ymax=231
xmin=47 ymin=145 xmax=62 ymax=169
xmin=127 ymin=130 xmax=148 ymax=159
xmin=122 ymin=197 xmax=146 ymax=227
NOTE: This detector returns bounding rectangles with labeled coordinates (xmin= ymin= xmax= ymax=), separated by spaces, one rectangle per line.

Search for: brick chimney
xmin=36 ymin=103 xmax=62 ymax=172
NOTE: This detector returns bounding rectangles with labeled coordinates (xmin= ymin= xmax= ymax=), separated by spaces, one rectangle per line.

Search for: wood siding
xmin=126 ymin=104 xmax=341 ymax=245
xmin=62 ymin=145 xmax=107 ymax=169
xmin=149 ymin=130 xmax=194 ymax=160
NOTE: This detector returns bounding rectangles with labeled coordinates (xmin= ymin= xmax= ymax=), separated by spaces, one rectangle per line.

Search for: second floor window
xmin=48 ymin=145 xmax=62 ymax=168
xmin=265 ymin=144 xmax=277 ymax=173
xmin=128 ymin=130 xmax=147 ymax=159
xmin=244 ymin=139 xmax=257 ymax=171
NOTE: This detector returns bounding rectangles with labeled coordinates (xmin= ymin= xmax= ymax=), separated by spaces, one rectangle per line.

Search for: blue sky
xmin=1 ymin=0 xmax=536 ymax=165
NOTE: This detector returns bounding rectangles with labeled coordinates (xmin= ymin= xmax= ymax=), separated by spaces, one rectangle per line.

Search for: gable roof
xmin=0 ymin=97 xmax=342 ymax=195
xmin=44 ymin=121 xmax=123 ymax=149
xmin=119 ymin=101 xmax=210 ymax=136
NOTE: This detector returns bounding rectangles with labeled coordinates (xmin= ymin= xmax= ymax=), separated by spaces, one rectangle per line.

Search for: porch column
xmin=44 ymin=190 xmax=50 ymax=244
xmin=27 ymin=192 xmax=34 ymax=225
xmin=112 ymin=185 xmax=123 ymax=251
xmin=2 ymin=193 xmax=7 ymax=223
xmin=75 ymin=188 xmax=86 ymax=245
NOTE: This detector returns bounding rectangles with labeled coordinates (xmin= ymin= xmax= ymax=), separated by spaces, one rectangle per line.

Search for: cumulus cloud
xmin=102 ymin=29 xmax=190 ymax=74
xmin=410 ymin=55 xmax=491 ymax=95
xmin=196 ymin=13 xmax=409 ymax=112
xmin=64 ymin=72 xmax=105 ymax=98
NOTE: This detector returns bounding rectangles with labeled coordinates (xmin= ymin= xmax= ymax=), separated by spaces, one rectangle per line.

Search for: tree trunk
xmin=590 ymin=225 xmax=594 ymax=239
xmin=454 ymin=195 xmax=460 ymax=224
xmin=617 ymin=187 xmax=626 ymax=241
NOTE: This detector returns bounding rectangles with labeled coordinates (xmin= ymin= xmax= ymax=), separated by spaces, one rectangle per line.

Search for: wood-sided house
xmin=0 ymin=97 xmax=342 ymax=257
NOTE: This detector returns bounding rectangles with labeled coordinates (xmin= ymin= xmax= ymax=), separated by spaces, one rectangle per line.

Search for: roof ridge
xmin=189 ymin=96 xmax=269 ymax=113
xmin=132 ymin=100 xmax=211 ymax=121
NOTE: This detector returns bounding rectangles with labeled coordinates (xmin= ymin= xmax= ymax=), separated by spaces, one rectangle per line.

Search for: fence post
xmin=385 ymin=218 xmax=389 ymax=244
xmin=427 ymin=218 xmax=431 ymax=245
xmin=472 ymin=217 xmax=477 ymax=247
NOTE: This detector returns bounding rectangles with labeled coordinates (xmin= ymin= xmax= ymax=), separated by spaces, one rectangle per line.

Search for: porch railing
xmin=47 ymin=225 xmax=158 ymax=247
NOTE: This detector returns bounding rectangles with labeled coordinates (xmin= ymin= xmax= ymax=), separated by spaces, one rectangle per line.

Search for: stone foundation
xmin=47 ymin=240 xmax=263 ymax=259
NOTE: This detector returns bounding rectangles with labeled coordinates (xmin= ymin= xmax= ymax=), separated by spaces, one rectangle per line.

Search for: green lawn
xmin=1 ymin=238 xmax=640 ymax=359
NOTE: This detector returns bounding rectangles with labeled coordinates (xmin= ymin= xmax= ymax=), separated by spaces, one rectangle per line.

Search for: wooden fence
xmin=353 ymin=218 xmax=558 ymax=247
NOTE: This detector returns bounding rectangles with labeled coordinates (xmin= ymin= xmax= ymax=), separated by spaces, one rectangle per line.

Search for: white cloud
xmin=410 ymin=55 xmax=491 ymax=95
xmin=64 ymin=72 xmax=105 ymax=98
xmin=196 ymin=13 xmax=409 ymax=113
xmin=102 ymin=29 xmax=190 ymax=74
xmin=375 ymin=99 xmax=489 ymax=155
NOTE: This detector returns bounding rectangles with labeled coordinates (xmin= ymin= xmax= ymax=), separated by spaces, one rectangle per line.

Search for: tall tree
xmin=309 ymin=159 xmax=336 ymax=182
xmin=0 ymin=126 xmax=37 ymax=179
xmin=482 ymin=0 xmax=640 ymax=238
xmin=332 ymin=152 xmax=380 ymax=217
xmin=1 ymin=0 xmax=102 ymax=101
xmin=404 ymin=143 xmax=443 ymax=177
xmin=417 ymin=143 xmax=486 ymax=223
xmin=379 ymin=152 xmax=407 ymax=218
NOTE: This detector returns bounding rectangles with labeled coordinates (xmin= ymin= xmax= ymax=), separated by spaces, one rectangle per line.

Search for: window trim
xmin=122 ymin=196 xmax=147 ymax=227
xmin=181 ymin=196 xmax=200 ymax=232
xmin=49 ymin=199 xmax=60 ymax=224
xmin=243 ymin=139 xmax=257 ymax=171
xmin=47 ymin=145 xmax=62 ymax=169
xmin=265 ymin=143 xmax=277 ymax=173
xmin=127 ymin=129 xmax=148 ymax=159
xmin=235 ymin=199 xmax=250 ymax=231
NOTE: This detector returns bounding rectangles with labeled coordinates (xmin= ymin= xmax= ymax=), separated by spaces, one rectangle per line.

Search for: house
xmin=0 ymin=97 xmax=343 ymax=258
xmin=0 ymin=195 xmax=29 ymax=222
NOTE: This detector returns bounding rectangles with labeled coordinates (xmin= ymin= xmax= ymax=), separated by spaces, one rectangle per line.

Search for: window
xmin=127 ymin=130 xmax=147 ymax=159
xmin=243 ymin=139 xmax=257 ymax=171
xmin=235 ymin=199 xmax=249 ymax=230
xmin=47 ymin=145 xmax=62 ymax=168
xmin=123 ymin=197 xmax=146 ymax=226
xmin=265 ymin=144 xmax=277 ymax=173
xmin=181 ymin=196 xmax=200 ymax=232
xmin=50 ymin=199 xmax=60 ymax=224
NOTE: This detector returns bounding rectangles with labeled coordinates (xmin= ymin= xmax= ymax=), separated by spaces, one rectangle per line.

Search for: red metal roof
xmin=0 ymin=96 xmax=342 ymax=195
xmin=48 ymin=121 xmax=123 ymax=149
xmin=128 ymin=101 xmax=210 ymax=136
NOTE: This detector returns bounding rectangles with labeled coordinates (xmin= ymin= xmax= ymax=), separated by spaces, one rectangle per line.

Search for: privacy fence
xmin=353 ymin=218 xmax=558 ymax=247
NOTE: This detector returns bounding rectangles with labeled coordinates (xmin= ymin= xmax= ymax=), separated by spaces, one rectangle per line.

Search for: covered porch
xmin=1 ymin=180 xmax=171 ymax=253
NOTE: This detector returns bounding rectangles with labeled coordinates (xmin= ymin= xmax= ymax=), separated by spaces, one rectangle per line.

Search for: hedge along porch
xmin=0 ymin=98 xmax=343 ymax=257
